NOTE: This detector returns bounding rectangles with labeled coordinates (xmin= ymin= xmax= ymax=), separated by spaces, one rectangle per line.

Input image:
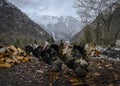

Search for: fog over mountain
xmin=37 ymin=15 xmax=82 ymax=40
xmin=8 ymin=0 xmax=82 ymax=40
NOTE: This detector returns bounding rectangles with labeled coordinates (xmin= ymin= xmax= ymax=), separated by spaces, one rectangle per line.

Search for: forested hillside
xmin=0 ymin=0 xmax=50 ymax=48
xmin=72 ymin=3 xmax=120 ymax=45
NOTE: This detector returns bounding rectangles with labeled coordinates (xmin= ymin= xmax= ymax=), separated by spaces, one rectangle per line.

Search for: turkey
xmin=61 ymin=41 xmax=89 ymax=83
xmin=51 ymin=56 xmax=63 ymax=72
xmin=41 ymin=42 xmax=61 ymax=65
xmin=25 ymin=44 xmax=33 ymax=55
xmin=32 ymin=46 xmax=43 ymax=60
xmin=61 ymin=41 xmax=75 ymax=69
xmin=40 ymin=41 xmax=52 ymax=65
xmin=74 ymin=57 xmax=89 ymax=84
xmin=73 ymin=44 xmax=87 ymax=60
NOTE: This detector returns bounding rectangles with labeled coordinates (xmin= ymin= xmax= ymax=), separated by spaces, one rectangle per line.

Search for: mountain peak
xmin=35 ymin=15 xmax=82 ymax=40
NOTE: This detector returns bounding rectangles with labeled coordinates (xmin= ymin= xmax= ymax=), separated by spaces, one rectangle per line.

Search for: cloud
xmin=8 ymin=0 xmax=78 ymax=18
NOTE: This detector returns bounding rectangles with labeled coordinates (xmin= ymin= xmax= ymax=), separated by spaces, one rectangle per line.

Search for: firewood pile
xmin=0 ymin=45 xmax=30 ymax=68
xmin=85 ymin=41 xmax=101 ymax=57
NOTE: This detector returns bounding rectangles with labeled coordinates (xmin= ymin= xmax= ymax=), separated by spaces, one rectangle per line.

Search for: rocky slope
xmin=0 ymin=0 xmax=50 ymax=48
xmin=72 ymin=4 xmax=120 ymax=45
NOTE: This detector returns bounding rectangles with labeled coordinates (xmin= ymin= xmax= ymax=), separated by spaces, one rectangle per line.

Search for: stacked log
xmin=0 ymin=45 xmax=30 ymax=68
xmin=85 ymin=42 xmax=101 ymax=57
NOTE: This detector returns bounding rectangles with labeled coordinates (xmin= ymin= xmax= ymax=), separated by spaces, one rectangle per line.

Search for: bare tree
xmin=74 ymin=0 xmax=119 ymax=26
xmin=74 ymin=0 xmax=120 ymax=44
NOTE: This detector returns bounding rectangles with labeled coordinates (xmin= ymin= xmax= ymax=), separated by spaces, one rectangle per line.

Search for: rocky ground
xmin=0 ymin=55 xmax=120 ymax=86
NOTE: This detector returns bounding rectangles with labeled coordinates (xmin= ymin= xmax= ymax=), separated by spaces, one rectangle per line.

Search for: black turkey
xmin=25 ymin=44 xmax=33 ymax=55
xmin=73 ymin=44 xmax=87 ymax=60
xmin=32 ymin=46 xmax=43 ymax=60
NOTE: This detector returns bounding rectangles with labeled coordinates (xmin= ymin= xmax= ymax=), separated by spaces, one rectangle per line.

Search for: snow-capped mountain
xmin=34 ymin=15 xmax=82 ymax=40
xmin=35 ymin=16 xmax=60 ymax=26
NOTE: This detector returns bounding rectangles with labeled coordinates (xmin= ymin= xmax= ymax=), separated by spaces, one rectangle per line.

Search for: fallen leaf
xmin=105 ymin=64 xmax=112 ymax=67
xmin=108 ymin=83 xmax=114 ymax=86
xmin=36 ymin=70 xmax=44 ymax=74
xmin=94 ymin=72 xmax=100 ymax=76
xmin=70 ymin=77 xmax=79 ymax=83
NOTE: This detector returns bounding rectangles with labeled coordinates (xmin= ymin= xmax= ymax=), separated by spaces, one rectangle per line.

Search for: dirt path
xmin=0 ymin=56 xmax=120 ymax=86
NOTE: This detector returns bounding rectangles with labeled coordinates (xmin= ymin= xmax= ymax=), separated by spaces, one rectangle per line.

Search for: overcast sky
xmin=8 ymin=0 xmax=79 ymax=18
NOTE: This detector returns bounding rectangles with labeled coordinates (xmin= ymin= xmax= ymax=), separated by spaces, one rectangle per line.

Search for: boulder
xmin=0 ymin=47 xmax=7 ymax=53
